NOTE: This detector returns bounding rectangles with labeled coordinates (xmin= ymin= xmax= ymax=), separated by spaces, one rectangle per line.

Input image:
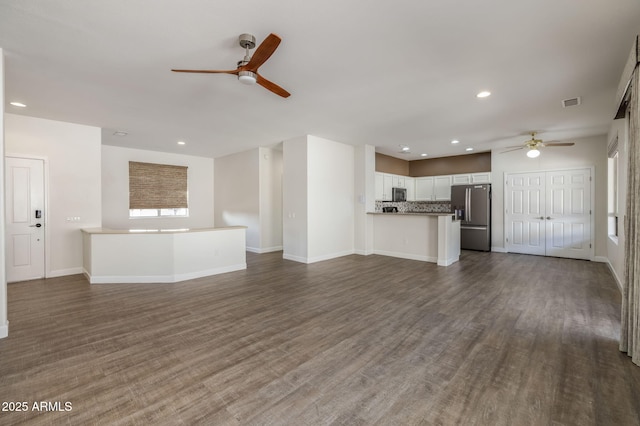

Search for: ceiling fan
xmin=172 ymin=33 xmax=291 ymax=98
xmin=501 ymin=132 xmax=575 ymax=158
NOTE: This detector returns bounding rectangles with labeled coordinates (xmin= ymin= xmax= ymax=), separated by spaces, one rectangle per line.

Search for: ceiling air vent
xmin=562 ymin=97 xmax=581 ymax=108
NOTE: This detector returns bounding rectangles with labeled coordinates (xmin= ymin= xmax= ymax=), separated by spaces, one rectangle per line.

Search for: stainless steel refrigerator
xmin=451 ymin=184 xmax=491 ymax=251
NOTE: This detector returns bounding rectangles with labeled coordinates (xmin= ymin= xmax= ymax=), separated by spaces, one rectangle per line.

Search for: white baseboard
xmin=246 ymin=246 xmax=283 ymax=254
xmin=354 ymin=249 xmax=374 ymax=256
xmin=306 ymin=250 xmax=355 ymax=264
xmin=0 ymin=321 xmax=8 ymax=339
xmin=593 ymin=256 xmax=608 ymax=263
xmin=373 ymin=250 xmax=435 ymax=263
xmin=283 ymin=250 xmax=355 ymax=264
xmin=605 ymin=259 xmax=624 ymax=293
xmin=86 ymin=263 xmax=246 ymax=284
xmin=48 ymin=267 xmax=84 ymax=278
xmin=282 ymin=253 xmax=308 ymax=263
xmin=438 ymin=256 xmax=459 ymax=266
xmin=491 ymin=247 xmax=508 ymax=253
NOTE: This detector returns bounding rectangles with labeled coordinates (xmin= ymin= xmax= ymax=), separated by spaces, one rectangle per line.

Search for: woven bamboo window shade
xmin=129 ymin=161 xmax=188 ymax=209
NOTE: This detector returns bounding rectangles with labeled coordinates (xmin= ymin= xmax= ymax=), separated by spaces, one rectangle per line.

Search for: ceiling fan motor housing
xmin=238 ymin=33 xmax=256 ymax=50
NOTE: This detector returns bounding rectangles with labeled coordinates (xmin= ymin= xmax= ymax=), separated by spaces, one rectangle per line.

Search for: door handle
xmin=29 ymin=223 xmax=43 ymax=228
xmin=546 ymin=216 xmax=553 ymax=220
xmin=536 ymin=217 xmax=544 ymax=220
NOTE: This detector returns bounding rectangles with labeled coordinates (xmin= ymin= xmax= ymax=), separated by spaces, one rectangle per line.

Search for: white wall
xmin=259 ymin=146 xmax=283 ymax=252
xmin=1 ymin=48 xmax=7 ymax=338
xmin=5 ymin=114 xmax=102 ymax=278
xmin=491 ymin=135 xmax=608 ymax=258
xmin=102 ymin=145 xmax=214 ymax=230
xmin=606 ymin=119 xmax=628 ymax=288
xmin=354 ymin=144 xmax=376 ymax=255
xmin=282 ymin=136 xmax=309 ymax=261
xmin=214 ymin=149 xmax=260 ymax=249
xmin=307 ymin=136 xmax=355 ymax=261
xmin=282 ymin=135 xmax=355 ymax=263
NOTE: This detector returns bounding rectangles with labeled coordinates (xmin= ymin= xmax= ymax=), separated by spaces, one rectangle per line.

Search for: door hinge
xmin=506 ymin=237 xmax=509 ymax=242
xmin=590 ymin=210 xmax=592 ymax=215
xmin=590 ymin=176 xmax=592 ymax=181
xmin=590 ymin=243 xmax=592 ymax=248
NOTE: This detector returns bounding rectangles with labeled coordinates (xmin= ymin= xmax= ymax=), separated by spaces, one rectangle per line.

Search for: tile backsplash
xmin=375 ymin=201 xmax=452 ymax=213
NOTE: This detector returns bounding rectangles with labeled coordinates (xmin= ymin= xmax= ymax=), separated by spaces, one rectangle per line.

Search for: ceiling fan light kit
xmin=171 ymin=33 xmax=290 ymax=97
xmin=238 ymin=71 xmax=257 ymax=85
xmin=526 ymin=148 xmax=541 ymax=158
xmin=500 ymin=132 xmax=575 ymax=158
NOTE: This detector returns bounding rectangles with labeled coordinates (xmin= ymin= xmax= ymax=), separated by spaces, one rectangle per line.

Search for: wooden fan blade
xmin=245 ymin=33 xmax=281 ymax=72
xmin=545 ymin=142 xmax=575 ymax=147
xmin=171 ymin=69 xmax=239 ymax=75
xmin=500 ymin=146 xmax=524 ymax=154
xmin=256 ymin=74 xmax=290 ymax=98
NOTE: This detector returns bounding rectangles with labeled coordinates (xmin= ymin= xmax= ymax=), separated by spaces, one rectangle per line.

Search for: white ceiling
xmin=1 ymin=1 xmax=639 ymax=160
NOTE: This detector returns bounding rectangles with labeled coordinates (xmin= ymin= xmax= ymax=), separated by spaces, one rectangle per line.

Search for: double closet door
xmin=505 ymin=168 xmax=592 ymax=260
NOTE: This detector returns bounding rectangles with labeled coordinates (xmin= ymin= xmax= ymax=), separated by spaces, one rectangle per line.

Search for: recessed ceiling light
xmin=420 ymin=153 xmax=428 ymax=157
xmin=476 ymin=91 xmax=491 ymax=98
xmin=177 ymin=141 xmax=186 ymax=145
xmin=113 ymin=131 xmax=128 ymax=137
xmin=400 ymin=145 xmax=410 ymax=152
xmin=466 ymin=147 xmax=474 ymax=152
xmin=10 ymin=102 xmax=27 ymax=108
xmin=451 ymin=140 xmax=460 ymax=144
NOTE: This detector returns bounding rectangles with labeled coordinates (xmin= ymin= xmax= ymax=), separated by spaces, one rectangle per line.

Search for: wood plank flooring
xmin=1 ymin=251 xmax=639 ymax=425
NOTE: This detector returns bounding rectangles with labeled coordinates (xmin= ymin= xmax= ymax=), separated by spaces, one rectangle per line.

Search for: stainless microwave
xmin=392 ymin=187 xmax=407 ymax=202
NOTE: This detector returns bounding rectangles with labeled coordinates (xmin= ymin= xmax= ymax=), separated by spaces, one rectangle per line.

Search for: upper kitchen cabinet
xmin=434 ymin=176 xmax=452 ymax=200
xmin=392 ymin=175 xmax=406 ymax=188
xmin=452 ymin=174 xmax=471 ymax=185
xmin=376 ymin=172 xmax=418 ymax=201
xmin=406 ymin=177 xmax=415 ymax=201
xmin=415 ymin=177 xmax=435 ymax=201
xmin=415 ymin=175 xmax=453 ymax=201
xmin=471 ymin=172 xmax=491 ymax=183
xmin=375 ymin=172 xmax=394 ymax=201
xmin=451 ymin=172 xmax=492 ymax=185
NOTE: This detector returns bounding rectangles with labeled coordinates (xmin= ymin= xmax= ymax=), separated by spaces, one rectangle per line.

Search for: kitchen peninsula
xmin=369 ymin=212 xmax=460 ymax=266
xmin=82 ymin=226 xmax=247 ymax=283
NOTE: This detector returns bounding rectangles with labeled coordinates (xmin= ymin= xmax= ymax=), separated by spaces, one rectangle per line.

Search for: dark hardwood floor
xmin=1 ymin=251 xmax=639 ymax=425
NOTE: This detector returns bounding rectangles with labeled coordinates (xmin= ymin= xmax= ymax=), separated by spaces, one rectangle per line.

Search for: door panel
xmin=506 ymin=168 xmax=591 ymax=260
xmin=545 ymin=169 xmax=591 ymax=259
xmin=506 ymin=172 xmax=545 ymax=255
xmin=5 ymin=157 xmax=45 ymax=282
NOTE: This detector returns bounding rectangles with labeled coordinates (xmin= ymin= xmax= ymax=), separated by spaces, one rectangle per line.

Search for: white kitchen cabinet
xmin=383 ymin=174 xmax=393 ymax=200
xmin=452 ymin=174 xmax=471 ymax=185
xmin=375 ymin=173 xmax=384 ymax=200
xmin=415 ymin=177 xmax=435 ymax=201
xmin=471 ymin=172 xmax=491 ymax=183
xmin=375 ymin=172 xmax=395 ymax=201
xmin=406 ymin=177 xmax=415 ymax=201
xmin=434 ymin=175 xmax=452 ymax=200
xmin=392 ymin=175 xmax=406 ymax=188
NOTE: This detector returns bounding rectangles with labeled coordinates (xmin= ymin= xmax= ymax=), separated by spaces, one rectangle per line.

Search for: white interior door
xmin=505 ymin=172 xmax=546 ymax=255
xmin=5 ymin=157 xmax=45 ymax=282
xmin=505 ymin=168 xmax=592 ymax=260
xmin=545 ymin=169 xmax=592 ymax=259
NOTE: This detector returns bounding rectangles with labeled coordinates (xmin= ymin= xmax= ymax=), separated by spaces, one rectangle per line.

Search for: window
xmin=129 ymin=161 xmax=188 ymax=218
xmin=607 ymin=137 xmax=619 ymax=239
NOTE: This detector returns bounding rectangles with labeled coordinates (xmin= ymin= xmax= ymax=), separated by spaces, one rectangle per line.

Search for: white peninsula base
xmin=82 ymin=227 xmax=247 ymax=284
xmin=370 ymin=213 xmax=461 ymax=266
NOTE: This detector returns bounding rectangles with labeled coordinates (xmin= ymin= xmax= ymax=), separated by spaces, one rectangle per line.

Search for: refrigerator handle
xmin=466 ymin=188 xmax=471 ymax=222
